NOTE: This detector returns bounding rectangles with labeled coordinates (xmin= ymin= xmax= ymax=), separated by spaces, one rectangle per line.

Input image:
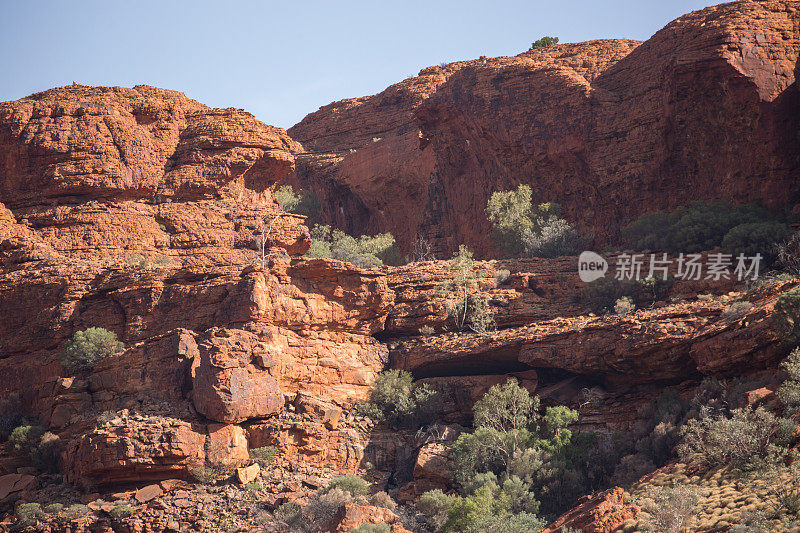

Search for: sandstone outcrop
xmin=290 ymin=0 xmax=800 ymax=256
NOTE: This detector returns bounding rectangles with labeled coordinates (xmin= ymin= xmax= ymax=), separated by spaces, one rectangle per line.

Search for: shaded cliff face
xmin=290 ymin=0 xmax=800 ymax=257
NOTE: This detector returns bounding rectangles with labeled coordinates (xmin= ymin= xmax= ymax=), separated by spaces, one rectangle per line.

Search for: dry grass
xmin=620 ymin=462 xmax=800 ymax=532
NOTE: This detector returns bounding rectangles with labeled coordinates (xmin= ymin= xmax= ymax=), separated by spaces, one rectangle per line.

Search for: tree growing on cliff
xmin=61 ymin=327 xmax=125 ymax=372
xmin=439 ymin=245 xmax=495 ymax=333
xmin=486 ymin=185 xmax=588 ymax=258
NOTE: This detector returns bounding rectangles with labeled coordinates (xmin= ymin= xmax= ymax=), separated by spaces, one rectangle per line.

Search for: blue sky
xmin=0 ymin=1 xmax=716 ymax=129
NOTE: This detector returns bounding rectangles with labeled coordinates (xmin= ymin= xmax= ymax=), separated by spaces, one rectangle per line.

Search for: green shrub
xmin=351 ymin=525 xmax=391 ymax=533
xmin=359 ymin=369 xmax=440 ymax=429
xmin=306 ymin=224 xmax=402 ymax=268
xmin=9 ymin=424 xmax=44 ymax=454
xmin=274 ymin=500 xmax=303 ymax=522
xmin=108 ymin=504 xmax=132 ymax=520
xmin=16 ymin=502 xmax=43 ymax=521
xmin=622 ymin=201 xmax=787 ymax=257
xmin=249 ymin=445 xmax=279 ymax=467
xmin=61 ymin=327 xmax=124 ymax=372
xmin=582 ymin=275 xmax=672 ymax=312
xmin=274 ymin=185 xmax=321 ymax=218
xmin=43 ymin=503 xmax=63 ymax=514
xmin=776 ymin=288 xmax=800 ymax=346
xmin=530 ymin=36 xmax=559 ymax=50
xmin=466 ymin=512 xmax=546 ymax=533
xmin=486 ymin=185 xmax=587 ymax=258
xmin=418 ymin=489 xmax=456 ymax=529
xmin=677 ymin=406 xmax=795 ymax=471
xmin=721 ymin=220 xmax=792 ymax=265
xmin=64 ymin=504 xmax=92 ymax=519
xmin=449 ymin=293 xmax=495 ymax=333
xmin=190 ymin=465 xmax=222 ymax=485
xmin=326 ymin=475 xmax=369 ymax=496
xmin=777 ymin=348 xmax=800 ymax=413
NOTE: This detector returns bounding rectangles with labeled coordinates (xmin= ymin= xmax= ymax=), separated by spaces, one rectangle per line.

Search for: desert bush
xmin=530 ymin=36 xmax=559 ymax=50
xmin=614 ymin=297 xmax=635 ymax=317
xmin=306 ymin=225 xmax=402 ymax=267
xmin=358 ymin=369 xmax=440 ymax=429
xmin=418 ymin=325 xmax=436 ymax=335
xmin=274 ymin=500 xmax=303 ymax=524
xmin=623 ymin=201 xmax=793 ymax=266
xmin=722 ymin=301 xmax=754 ymax=321
xmin=310 ymin=487 xmax=354 ymax=522
xmin=61 ymin=327 xmax=124 ymax=372
xmin=109 ymin=504 xmax=132 ymax=520
xmin=249 ymin=445 xmax=279 ymax=467
xmin=777 ymin=232 xmax=800 ymax=275
xmin=730 ymin=511 xmax=771 ymax=533
xmin=449 ymin=294 xmax=495 ymax=333
xmin=369 ymin=491 xmax=396 ymax=510
xmin=776 ymin=288 xmax=800 ymax=346
xmin=486 ymin=185 xmax=587 ymax=258
xmin=581 ymin=277 xmax=630 ymax=312
xmin=778 ymin=348 xmax=800 ymax=413
xmin=418 ymin=489 xmax=456 ymax=529
xmin=30 ymin=431 xmax=61 ymax=473
xmin=64 ymin=504 xmax=92 ymax=519
xmin=636 ymin=485 xmax=699 ymax=533
xmin=443 ymin=478 xmax=543 ymax=532
xmin=582 ymin=275 xmax=672 ymax=312
xmin=466 ymin=512 xmax=546 ymax=533
xmin=9 ymin=424 xmax=44 ymax=454
xmin=190 ymin=464 xmax=222 ymax=485
xmin=327 ymin=475 xmax=369 ymax=496
xmin=522 ymin=217 xmax=589 ymax=259
xmin=16 ymin=502 xmax=43 ymax=521
xmin=43 ymin=503 xmax=63 ymax=514
xmin=351 ymin=525 xmax=391 ymax=533
xmin=677 ymin=406 xmax=795 ymax=471
xmin=274 ymin=185 xmax=321 ymax=218
xmin=721 ymin=220 xmax=792 ymax=265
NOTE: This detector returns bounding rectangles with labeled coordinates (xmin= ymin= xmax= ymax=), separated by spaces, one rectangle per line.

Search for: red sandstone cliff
xmin=289 ymin=0 xmax=800 ymax=256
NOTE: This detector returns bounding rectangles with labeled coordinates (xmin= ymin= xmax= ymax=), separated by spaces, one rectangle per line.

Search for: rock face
xmin=290 ymin=0 xmax=800 ymax=256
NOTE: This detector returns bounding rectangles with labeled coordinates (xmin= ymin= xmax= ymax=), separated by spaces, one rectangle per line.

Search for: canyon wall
xmin=289 ymin=0 xmax=800 ymax=257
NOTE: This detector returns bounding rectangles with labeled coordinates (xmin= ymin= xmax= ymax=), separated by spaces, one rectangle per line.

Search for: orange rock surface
xmin=290 ymin=1 xmax=799 ymax=256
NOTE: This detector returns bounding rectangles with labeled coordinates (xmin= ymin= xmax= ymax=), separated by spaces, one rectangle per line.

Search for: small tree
xmin=274 ymin=185 xmax=321 ymax=218
xmin=486 ymin=185 xmax=587 ymax=258
xmin=61 ymin=327 xmax=124 ymax=372
xmin=440 ymin=245 xmax=495 ymax=333
xmin=306 ymin=224 xmax=402 ymax=268
xmin=530 ymin=36 xmax=559 ymax=50
xmin=359 ymin=370 xmax=440 ymax=429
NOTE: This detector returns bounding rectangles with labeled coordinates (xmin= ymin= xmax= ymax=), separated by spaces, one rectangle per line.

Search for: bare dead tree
xmin=411 ymin=235 xmax=435 ymax=262
xmin=251 ymin=213 xmax=294 ymax=265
